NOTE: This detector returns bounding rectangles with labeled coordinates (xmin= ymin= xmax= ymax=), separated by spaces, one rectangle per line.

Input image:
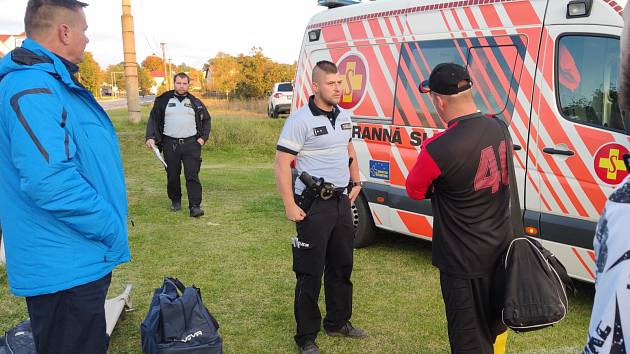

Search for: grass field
xmin=0 ymin=106 xmax=595 ymax=353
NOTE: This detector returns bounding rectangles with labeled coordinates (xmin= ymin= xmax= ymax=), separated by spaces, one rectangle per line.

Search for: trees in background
xmin=207 ymin=52 xmax=241 ymax=97
xmin=206 ymin=48 xmax=296 ymax=99
xmin=104 ymin=61 xmax=154 ymax=96
xmin=77 ymin=48 xmax=295 ymax=99
xmin=104 ymin=62 xmax=125 ymax=89
xmin=141 ymin=55 xmax=165 ymax=72
xmin=78 ymin=52 xmax=103 ymax=97
xmin=138 ymin=66 xmax=155 ymax=96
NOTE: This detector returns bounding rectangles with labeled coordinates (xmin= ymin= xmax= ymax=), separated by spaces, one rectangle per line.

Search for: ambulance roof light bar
xmin=566 ymin=0 xmax=593 ymax=18
xmin=318 ymin=0 xmax=361 ymax=9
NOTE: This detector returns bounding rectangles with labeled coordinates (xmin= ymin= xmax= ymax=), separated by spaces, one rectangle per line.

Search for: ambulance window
xmin=466 ymin=45 xmax=518 ymax=117
xmin=394 ymin=39 xmax=463 ymax=128
xmin=557 ymin=35 xmax=624 ymax=133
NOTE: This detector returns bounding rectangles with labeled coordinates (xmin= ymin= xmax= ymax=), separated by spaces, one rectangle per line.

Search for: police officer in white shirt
xmin=146 ymin=73 xmax=211 ymax=217
xmin=274 ymin=61 xmax=367 ymax=354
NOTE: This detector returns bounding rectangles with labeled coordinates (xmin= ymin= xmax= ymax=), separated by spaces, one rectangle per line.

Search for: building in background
xmin=0 ymin=32 xmax=26 ymax=59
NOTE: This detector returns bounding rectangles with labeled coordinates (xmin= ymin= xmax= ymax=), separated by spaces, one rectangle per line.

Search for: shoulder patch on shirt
xmin=313 ymin=126 xmax=328 ymax=136
xmin=341 ymin=123 xmax=352 ymax=130
xmin=168 ymin=102 xmax=176 ymax=107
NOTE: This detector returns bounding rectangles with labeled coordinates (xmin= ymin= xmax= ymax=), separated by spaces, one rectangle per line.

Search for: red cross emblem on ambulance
xmin=337 ymin=54 xmax=367 ymax=109
xmin=594 ymin=143 xmax=629 ymax=185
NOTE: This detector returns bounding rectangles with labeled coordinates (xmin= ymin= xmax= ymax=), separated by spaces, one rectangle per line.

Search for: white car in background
xmin=267 ymin=82 xmax=293 ymax=118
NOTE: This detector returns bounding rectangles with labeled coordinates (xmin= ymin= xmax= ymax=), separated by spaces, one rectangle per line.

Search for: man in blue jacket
xmin=0 ymin=1 xmax=131 ymax=353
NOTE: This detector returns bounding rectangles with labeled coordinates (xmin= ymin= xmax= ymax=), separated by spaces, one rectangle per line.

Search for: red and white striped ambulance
xmin=292 ymin=0 xmax=629 ymax=282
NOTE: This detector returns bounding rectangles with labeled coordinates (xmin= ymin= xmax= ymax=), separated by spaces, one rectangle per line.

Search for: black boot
xmin=189 ymin=206 xmax=204 ymax=217
xmin=170 ymin=200 xmax=182 ymax=212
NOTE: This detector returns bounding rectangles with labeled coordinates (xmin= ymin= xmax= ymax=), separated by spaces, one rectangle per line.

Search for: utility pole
xmin=121 ymin=0 xmax=141 ymax=124
xmin=160 ymin=42 xmax=170 ymax=91
xmin=168 ymin=58 xmax=173 ymax=88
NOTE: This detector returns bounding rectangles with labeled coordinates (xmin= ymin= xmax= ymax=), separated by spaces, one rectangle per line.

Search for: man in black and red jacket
xmin=406 ymin=63 xmax=511 ymax=354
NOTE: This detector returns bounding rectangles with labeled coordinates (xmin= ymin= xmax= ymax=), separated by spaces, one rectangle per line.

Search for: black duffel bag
xmin=141 ymin=277 xmax=223 ymax=354
xmin=495 ymin=117 xmax=575 ymax=332
xmin=500 ymin=237 xmax=575 ymax=332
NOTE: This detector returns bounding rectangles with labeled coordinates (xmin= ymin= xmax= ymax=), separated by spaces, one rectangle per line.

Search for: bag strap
xmin=162 ymin=277 xmax=186 ymax=296
xmin=495 ymin=117 xmax=523 ymax=238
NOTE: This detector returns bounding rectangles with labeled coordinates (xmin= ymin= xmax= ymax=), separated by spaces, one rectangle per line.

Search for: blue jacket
xmin=0 ymin=39 xmax=131 ymax=297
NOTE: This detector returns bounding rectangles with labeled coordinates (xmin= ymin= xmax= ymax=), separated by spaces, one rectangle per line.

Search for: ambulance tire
xmin=352 ymin=193 xmax=377 ymax=249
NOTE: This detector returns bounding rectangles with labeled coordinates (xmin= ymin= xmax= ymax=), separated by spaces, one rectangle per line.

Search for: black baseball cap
xmin=419 ymin=63 xmax=473 ymax=95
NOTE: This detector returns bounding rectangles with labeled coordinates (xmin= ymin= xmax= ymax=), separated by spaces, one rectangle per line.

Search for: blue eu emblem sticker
xmin=369 ymin=160 xmax=390 ymax=180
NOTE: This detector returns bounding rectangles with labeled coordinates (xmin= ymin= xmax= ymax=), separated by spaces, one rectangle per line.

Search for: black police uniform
xmin=146 ymin=91 xmax=211 ymax=210
xmin=277 ymin=96 xmax=355 ymax=347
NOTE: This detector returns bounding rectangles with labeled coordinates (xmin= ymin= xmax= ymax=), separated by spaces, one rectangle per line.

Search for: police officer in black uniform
xmin=146 ymin=72 xmax=211 ymax=217
xmin=274 ymin=61 xmax=367 ymax=354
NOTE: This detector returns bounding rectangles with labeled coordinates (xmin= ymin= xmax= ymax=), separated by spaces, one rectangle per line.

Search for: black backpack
xmin=0 ymin=320 xmax=36 ymax=354
xmin=500 ymin=237 xmax=576 ymax=332
xmin=141 ymin=278 xmax=223 ymax=354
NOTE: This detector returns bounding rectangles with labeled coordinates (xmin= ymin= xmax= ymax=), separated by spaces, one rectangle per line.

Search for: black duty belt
xmin=163 ymin=135 xmax=197 ymax=144
xmin=326 ymin=187 xmax=347 ymax=200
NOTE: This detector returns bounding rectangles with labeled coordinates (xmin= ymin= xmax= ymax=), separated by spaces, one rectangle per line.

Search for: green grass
xmin=0 ymin=107 xmax=595 ymax=353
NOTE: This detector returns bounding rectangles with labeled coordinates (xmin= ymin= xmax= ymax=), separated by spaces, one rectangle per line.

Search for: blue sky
xmin=0 ymin=0 xmax=325 ymax=68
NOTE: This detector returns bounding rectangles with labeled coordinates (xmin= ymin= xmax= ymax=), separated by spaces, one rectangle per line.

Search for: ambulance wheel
xmin=352 ymin=193 xmax=377 ymax=248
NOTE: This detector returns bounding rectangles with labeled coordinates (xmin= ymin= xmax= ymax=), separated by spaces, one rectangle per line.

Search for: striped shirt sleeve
xmin=277 ymin=117 xmax=307 ymax=155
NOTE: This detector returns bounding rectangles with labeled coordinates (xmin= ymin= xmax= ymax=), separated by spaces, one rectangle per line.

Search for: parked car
xmin=267 ymin=82 xmax=293 ymax=118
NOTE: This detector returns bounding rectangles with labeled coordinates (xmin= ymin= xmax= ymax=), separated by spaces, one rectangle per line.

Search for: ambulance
xmin=292 ymin=0 xmax=629 ymax=282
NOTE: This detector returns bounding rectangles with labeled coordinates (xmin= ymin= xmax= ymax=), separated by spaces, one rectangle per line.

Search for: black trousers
xmin=25 ymin=273 xmax=112 ymax=354
xmin=292 ymin=195 xmax=354 ymax=346
xmin=162 ymin=136 xmax=203 ymax=208
xmin=439 ymin=271 xmax=506 ymax=354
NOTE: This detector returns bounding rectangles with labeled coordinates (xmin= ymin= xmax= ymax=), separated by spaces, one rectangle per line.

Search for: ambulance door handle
xmin=543 ymin=147 xmax=575 ymax=156
xmin=513 ymin=144 xmax=522 ymax=151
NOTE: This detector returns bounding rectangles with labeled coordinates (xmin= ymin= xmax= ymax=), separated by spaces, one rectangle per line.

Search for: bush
xmin=206 ymin=115 xmax=284 ymax=153
xmin=203 ymin=98 xmax=267 ymax=114
xmin=107 ymin=106 xmax=284 ymax=156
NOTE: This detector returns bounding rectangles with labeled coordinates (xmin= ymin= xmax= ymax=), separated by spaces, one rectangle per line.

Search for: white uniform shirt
xmin=584 ymin=174 xmax=630 ymax=353
xmin=163 ymin=96 xmax=197 ymax=138
xmin=277 ymin=97 xmax=353 ymax=194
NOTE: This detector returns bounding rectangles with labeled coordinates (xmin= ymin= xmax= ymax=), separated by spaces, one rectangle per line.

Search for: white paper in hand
xmin=152 ymin=146 xmax=167 ymax=168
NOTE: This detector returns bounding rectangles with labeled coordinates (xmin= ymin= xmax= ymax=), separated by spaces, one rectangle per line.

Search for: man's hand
xmin=197 ymin=138 xmax=205 ymax=146
xmin=285 ymin=203 xmax=306 ymax=222
xmin=146 ymin=138 xmax=156 ymax=149
xmin=349 ymin=186 xmax=362 ymax=204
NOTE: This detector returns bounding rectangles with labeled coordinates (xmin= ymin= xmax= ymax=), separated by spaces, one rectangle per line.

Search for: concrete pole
xmin=160 ymin=43 xmax=170 ymax=91
xmin=121 ymin=0 xmax=141 ymax=124
xmin=168 ymin=58 xmax=173 ymax=87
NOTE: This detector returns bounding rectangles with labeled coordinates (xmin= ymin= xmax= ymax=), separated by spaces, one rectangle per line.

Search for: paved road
xmin=98 ymin=95 xmax=156 ymax=111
